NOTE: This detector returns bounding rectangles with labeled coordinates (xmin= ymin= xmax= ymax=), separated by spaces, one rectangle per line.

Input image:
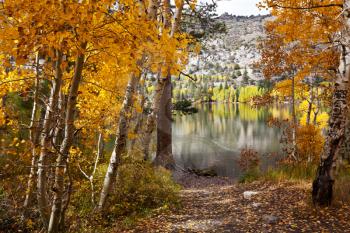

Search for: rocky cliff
xmin=188 ymin=14 xmax=272 ymax=85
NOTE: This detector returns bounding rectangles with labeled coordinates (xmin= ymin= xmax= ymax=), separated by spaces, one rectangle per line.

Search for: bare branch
xmin=269 ymin=3 xmax=343 ymax=10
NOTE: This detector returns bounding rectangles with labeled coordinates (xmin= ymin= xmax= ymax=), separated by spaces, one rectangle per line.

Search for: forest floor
xmin=118 ymin=172 xmax=350 ymax=233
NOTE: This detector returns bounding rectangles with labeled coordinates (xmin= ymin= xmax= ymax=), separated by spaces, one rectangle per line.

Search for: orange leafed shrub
xmin=296 ymin=125 xmax=325 ymax=163
xmin=238 ymin=147 xmax=260 ymax=172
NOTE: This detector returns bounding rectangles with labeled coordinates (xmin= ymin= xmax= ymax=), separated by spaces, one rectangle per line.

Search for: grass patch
xmin=239 ymin=163 xmax=318 ymax=183
xmin=262 ymin=163 xmax=318 ymax=182
xmin=240 ymin=161 xmax=350 ymax=205
xmin=239 ymin=168 xmax=261 ymax=183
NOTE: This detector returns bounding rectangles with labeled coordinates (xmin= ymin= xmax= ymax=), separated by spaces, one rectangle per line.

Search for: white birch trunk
xmin=37 ymin=50 xmax=63 ymax=227
xmin=97 ymin=1 xmax=159 ymax=211
xmin=306 ymin=81 xmax=314 ymax=125
xmin=97 ymin=74 xmax=139 ymax=211
xmin=48 ymin=49 xmax=86 ymax=233
xmin=24 ymin=53 xmax=42 ymax=209
xmin=291 ymin=75 xmax=298 ymax=161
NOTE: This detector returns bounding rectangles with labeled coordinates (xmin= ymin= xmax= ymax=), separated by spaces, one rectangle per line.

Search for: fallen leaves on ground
xmin=114 ymin=176 xmax=350 ymax=233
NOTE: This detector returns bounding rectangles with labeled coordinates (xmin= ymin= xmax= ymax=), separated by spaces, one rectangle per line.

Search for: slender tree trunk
xmin=97 ymin=74 xmax=139 ymax=211
xmin=153 ymin=0 xmax=184 ymax=169
xmin=97 ymin=0 xmax=159 ymax=211
xmin=91 ymin=132 xmax=104 ymax=204
xmin=96 ymin=131 xmax=104 ymax=163
xmin=24 ymin=54 xmax=42 ymax=209
xmin=53 ymin=92 xmax=65 ymax=147
xmin=313 ymin=88 xmax=320 ymax=125
xmin=79 ymin=132 xmax=104 ymax=206
xmin=306 ymin=82 xmax=314 ymax=125
xmin=48 ymin=49 xmax=86 ymax=233
xmin=312 ymin=5 xmax=350 ymax=205
xmin=58 ymin=160 xmax=72 ymax=231
xmin=291 ymin=75 xmax=297 ymax=161
xmin=37 ymin=50 xmax=63 ymax=227
xmin=128 ymin=80 xmax=146 ymax=154
xmin=306 ymin=82 xmax=314 ymax=163
xmin=142 ymin=73 xmax=167 ymax=160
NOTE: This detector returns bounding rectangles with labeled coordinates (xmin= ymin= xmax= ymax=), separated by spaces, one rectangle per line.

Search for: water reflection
xmin=173 ymin=103 xmax=291 ymax=178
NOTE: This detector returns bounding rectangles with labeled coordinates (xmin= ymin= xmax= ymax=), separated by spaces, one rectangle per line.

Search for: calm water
xmin=173 ymin=103 xmax=291 ymax=178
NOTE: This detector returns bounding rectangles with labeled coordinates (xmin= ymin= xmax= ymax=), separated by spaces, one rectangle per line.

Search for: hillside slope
xmin=189 ymin=14 xmax=272 ymax=85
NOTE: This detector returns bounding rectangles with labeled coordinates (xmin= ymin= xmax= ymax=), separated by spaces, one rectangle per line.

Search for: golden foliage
xmin=296 ymin=125 xmax=325 ymax=163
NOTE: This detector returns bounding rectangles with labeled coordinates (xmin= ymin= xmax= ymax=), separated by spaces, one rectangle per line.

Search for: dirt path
xmin=121 ymin=176 xmax=350 ymax=232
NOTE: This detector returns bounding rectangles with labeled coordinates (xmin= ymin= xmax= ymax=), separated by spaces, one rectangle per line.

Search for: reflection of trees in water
xmin=173 ymin=103 xmax=293 ymax=177
xmin=173 ymin=103 xmax=292 ymax=150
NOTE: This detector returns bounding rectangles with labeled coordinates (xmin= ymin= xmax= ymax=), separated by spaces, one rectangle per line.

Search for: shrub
xmin=238 ymin=147 xmax=260 ymax=172
xmin=238 ymin=147 xmax=261 ymax=183
xmin=239 ymin=168 xmax=260 ymax=183
xmin=296 ymin=125 xmax=324 ymax=163
xmin=109 ymin=159 xmax=181 ymax=216
xmin=67 ymin=158 xmax=180 ymax=231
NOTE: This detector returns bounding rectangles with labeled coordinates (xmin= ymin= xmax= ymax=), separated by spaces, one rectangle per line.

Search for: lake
xmin=173 ymin=103 xmax=292 ymax=178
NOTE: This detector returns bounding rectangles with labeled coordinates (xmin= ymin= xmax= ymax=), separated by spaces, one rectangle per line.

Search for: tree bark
xmin=24 ymin=53 xmax=42 ymax=210
xmin=312 ymin=4 xmax=350 ymax=205
xmin=48 ymin=48 xmax=86 ymax=233
xmin=97 ymin=1 xmax=159 ymax=211
xmin=53 ymin=91 xmax=65 ymax=148
xmin=128 ymin=79 xmax=146 ymax=154
xmin=37 ymin=50 xmax=63 ymax=227
xmin=155 ymin=74 xmax=174 ymax=169
xmin=142 ymin=73 xmax=167 ymax=160
xmin=313 ymin=87 xmax=320 ymax=125
xmin=291 ymin=75 xmax=297 ymax=161
xmin=306 ymin=81 xmax=314 ymax=125
xmin=342 ymin=109 xmax=350 ymax=162
xmin=97 ymin=74 xmax=139 ymax=211
xmin=153 ymin=0 xmax=184 ymax=169
xmin=79 ymin=131 xmax=104 ymax=206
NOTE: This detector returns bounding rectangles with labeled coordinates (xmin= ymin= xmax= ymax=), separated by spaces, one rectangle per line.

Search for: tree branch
xmin=269 ymin=3 xmax=343 ymax=10
xmin=178 ymin=70 xmax=197 ymax=82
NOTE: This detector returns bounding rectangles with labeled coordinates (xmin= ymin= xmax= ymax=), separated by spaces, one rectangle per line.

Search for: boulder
xmin=252 ymin=202 xmax=262 ymax=208
xmin=262 ymin=215 xmax=279 ymax=224
xmin=243 ymin=191 xmax=259 ymax=199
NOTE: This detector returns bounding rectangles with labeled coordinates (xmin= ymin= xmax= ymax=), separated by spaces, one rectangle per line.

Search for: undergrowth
xmin=68 ymin=157 xmax=181 ymax=232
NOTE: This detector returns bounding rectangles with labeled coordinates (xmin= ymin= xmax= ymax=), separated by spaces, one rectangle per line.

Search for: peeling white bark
xmin=48 ymin=48 xmax=86 ymax=233
xmin=97 ymin=74 xmax=139 ymax=211
xmin=97 ymin=1 xmax=160 ymax=211
xmin=24 ymin=53 xmax=42 ymax=210
xmin=37 ymin=50 xmax=63 ymax=227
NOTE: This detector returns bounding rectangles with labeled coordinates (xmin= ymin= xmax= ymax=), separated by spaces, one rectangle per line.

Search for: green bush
xmin=239 ymin=168 xmax=261 ymax=183
xmin=109 ymin=160 xmax=181 ymax=216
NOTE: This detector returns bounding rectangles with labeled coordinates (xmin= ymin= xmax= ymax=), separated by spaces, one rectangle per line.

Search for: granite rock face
xmin=188 ymin=14 xmax=273 ymax=85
